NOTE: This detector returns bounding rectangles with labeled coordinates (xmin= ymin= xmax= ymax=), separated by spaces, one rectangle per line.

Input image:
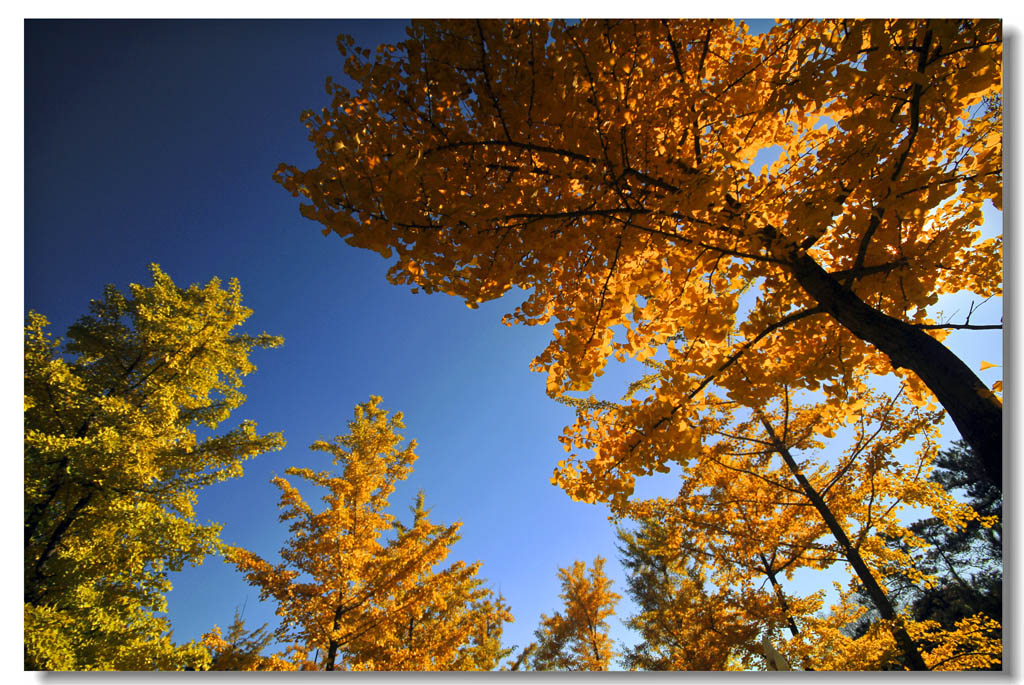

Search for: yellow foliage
xmin=618 ymin=379 xmax=996 ymax=670
xmin=909 ymin=613 xmax=1002 ymax=670
xmin=202 ymin=610 xmax=302 ymax=671
xmin=522 ymin=557 xmax=620 ymax=671
xmin=280 ymin=18 xmax=1003 ymax=493
xmin=226 ymin=398 xmax=513 ymax=671
xmin=24 ymin=265 xmax=283 ymax=670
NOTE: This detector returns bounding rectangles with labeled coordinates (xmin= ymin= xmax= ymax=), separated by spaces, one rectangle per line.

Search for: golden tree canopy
xmin=278 ymin=19 xmax=1002 ymax=493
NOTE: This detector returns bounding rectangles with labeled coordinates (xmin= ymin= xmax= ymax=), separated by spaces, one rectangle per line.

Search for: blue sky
xmin=22 ymin=19 xmax=1003 ymax=669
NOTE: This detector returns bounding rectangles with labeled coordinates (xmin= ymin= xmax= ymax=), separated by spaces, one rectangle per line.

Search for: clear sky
xmin=22 ymin=18 xmax=1004 ymax=669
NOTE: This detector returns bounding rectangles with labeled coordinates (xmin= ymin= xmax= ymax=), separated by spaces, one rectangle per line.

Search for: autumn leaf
xmin=280 ymin=18 xmax=1003 ymax=493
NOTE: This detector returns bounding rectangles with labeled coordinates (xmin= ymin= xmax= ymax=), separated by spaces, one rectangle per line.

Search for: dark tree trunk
xmin=324 ymin=640 xmax=338 ymax=671
xmin=324 ymin=601 xmax=347 ymax=671
xmin=760 ymin=415 xmax=929 ymax=671
xmin=762 ymin=562 xmax=801 ymax=639
xmin=787 ymin=251 xmax=1002 ymax=491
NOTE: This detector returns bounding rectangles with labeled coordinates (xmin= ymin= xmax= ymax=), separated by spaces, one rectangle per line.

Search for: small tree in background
xmin=617 ymin=520 xmax=766 ymax=670
xmin=227 ymin=397 xmax=513 ymax=670
xmin=517 ymin=556 xmax=620 ymax=671
xmin=202 ymin=609 xmax=296 ymax=671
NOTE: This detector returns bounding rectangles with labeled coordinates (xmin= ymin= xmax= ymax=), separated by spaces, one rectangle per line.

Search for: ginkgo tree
xmin=226 ymin=397 xmax=513 ymax=671
xmin=24 ymin=264 xmax=284 ymax=670
xmin=614 ymin=378 xmax=1000 ymax=670
xmin=277 ymin=19 xmax=1002 ymax=491
xmin=514 ymin=556 xmax=621 ymax=671
xmin=202 ymin=610 xmax=295 ymax=671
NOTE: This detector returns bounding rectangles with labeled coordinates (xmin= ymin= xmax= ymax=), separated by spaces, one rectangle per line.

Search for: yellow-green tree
xmin=227 ymin=397 xmax=513 ymax=671
xmin=277 ymin=19 xmax=1001 ymax=488
xmin=519 ymin=556 xmax=620 ymax=671
xmin=24 ymin=264 xmax=284 ymax=670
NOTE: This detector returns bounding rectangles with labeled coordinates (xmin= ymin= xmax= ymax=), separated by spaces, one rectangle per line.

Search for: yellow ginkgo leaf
xmin=980 ymin=361 xmax=1000 ymax=371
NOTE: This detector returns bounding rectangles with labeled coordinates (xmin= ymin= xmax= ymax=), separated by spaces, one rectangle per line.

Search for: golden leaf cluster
xmin=279 ymin=20 xmax=1001 ymax=481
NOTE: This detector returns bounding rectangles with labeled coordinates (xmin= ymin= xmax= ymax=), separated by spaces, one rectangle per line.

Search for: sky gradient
xmin=23 ymin=19 xmax=1003 ymax=668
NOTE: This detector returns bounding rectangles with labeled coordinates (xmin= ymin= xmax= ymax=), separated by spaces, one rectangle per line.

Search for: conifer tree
xmin=617 ymin=521 xmax=766 ymax=670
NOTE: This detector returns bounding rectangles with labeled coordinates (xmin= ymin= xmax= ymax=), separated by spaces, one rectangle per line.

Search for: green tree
xmin=24 ymin=264 xmax=284 ymax=670
xmin=617 ymin=521 xmax=765 ymax=670
xmin=908 ymin=441 xmax=1001 ymax=629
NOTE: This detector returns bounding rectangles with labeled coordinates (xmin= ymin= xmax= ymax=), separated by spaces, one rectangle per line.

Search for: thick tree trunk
xmin=324 ymin=601 xmax=346 ymax=671
xmin=787 ymin=251 xmax=1002 ymax=490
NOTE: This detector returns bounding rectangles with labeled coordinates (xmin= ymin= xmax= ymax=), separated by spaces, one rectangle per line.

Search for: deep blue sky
xmin=23 ymin=19 xmax=672 ymax=660
xmin=22 ymin=19 xmax=1003 ymax=668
